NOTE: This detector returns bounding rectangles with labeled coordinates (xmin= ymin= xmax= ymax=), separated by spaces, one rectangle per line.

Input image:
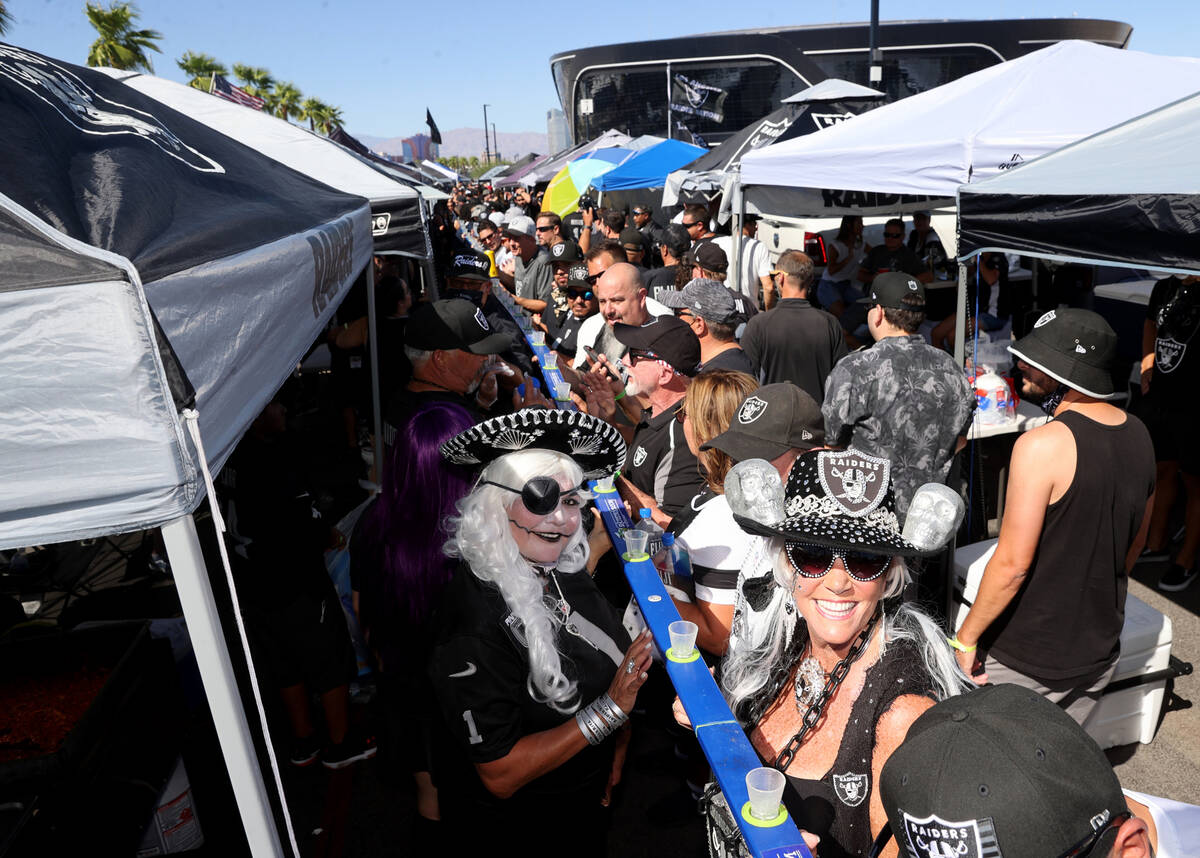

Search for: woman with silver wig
xmin=429 ymin=409 xmax=651 ymax=855
xmin=693 ymin=448 xmax=971 ymax=858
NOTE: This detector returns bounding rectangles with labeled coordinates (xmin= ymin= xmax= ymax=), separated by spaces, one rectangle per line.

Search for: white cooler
xmin=952 ymin=539 xmax=1173 ymax=748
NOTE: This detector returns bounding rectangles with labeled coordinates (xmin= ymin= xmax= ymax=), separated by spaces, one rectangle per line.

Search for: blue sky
xmin=5 ymin=0 xmax=1195 ymax=140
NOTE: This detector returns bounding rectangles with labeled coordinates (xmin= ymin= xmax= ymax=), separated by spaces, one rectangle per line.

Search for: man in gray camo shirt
xmin=822 ymin=272 xmax=974 ymax=516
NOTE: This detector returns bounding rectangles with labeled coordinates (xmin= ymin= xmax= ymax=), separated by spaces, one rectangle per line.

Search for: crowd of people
xmin=221 ymin=179 xmax=1196 ymax=857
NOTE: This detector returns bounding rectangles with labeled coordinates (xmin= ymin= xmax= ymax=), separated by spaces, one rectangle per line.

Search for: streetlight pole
xmin=492 ymin=122 xmax=499 ymax=163
xmin=869 ymin=0 xmax=882 ymax=84
xmin=483 ymin=104 xmax=492 ymax=164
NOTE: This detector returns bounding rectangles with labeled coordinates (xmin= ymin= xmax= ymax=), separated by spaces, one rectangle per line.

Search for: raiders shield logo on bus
xmin=816 ymin=450 xmax=890 ymax=517
xmin=832 ymin=772 xmax=868 ymax=807
xmin=902 ymin=812 xmax=988 ymax=858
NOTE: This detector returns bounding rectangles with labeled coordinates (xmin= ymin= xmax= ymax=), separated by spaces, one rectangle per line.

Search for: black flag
xmin=425 ymin=108 xmax=442 ymax=144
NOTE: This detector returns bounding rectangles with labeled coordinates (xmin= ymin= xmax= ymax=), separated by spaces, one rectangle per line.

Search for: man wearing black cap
xmin=632 ymin=205 xmax=664 ymax=268
xmin=618 ymin=227 xmax=651 ymax=280
xmin=822 ymin=272 xmax=974 ymax=517
xmin=543 ymin=262 xmax=598 ymax=359
xmin=687 ymin=241 xmax=731 ymax=284
xmin=584 ymin=315 xmax=704 ymax=521
xmin=878 ymin=684 xmax=1171 ymax=858
xmin=952 ymin=309 xmax=1155 ymax=724
xmin=658 ymin=278 xmax=755 ymax=374
xmin=544 ymin=239 xmax=583 ymax=329
xmin=741 ymin=249 xmax=847 ymax=404
xmin=442 ymin=248 xmax=535 ymax=375
xmin=646 ymin=223 xmax=691 ymax=297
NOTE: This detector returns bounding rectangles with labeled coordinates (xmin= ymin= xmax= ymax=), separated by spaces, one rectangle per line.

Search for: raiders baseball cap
xmin=504 ymin=215 xmax=537 ymax=239
xmin=406 ymin=299 xmax=510 ymax=355
xmin=702 ymin=383 xmax=824 ymax=462
xmin=549 ymin=240 xmax=583 ymax=266
xmin=566 ymin=263 xmax=592 ymax=290
xmin=857 ymin=271 xmax=925 ymax=309
xmin=613 ymin=316 xmax=701 ymax=376
xmin=619 ymin=227 xmax=647 ymax=251
xmin=878 ymin=683 xmax=1130 ymax=858
xmin=1008 ymin=308 xmax=1118 ymax=399
xmin=657 ymin=277 xmax=740 ymax=325
xmin=685 ymin=241 xmax=729 ymax=273
xmin=448 ymin=249 xmax=491 ymax=282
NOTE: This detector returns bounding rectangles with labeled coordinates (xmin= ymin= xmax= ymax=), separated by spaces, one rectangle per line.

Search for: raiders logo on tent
xmin=0 ymin=44 xmax=224 ymax=174
xmin=902 ymin=812 xmax=994 ymax=858
xmin=737 ymin=395 xmax=768 ymax=424
xmin=816 ymin=450 xmax=890 ymax=518
xmin=832 ymin=772 xmax=868 ymax=807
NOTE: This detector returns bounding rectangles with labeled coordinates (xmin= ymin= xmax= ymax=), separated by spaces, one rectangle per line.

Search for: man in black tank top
xmin=952 ymin=310 xmax=1156 ymax=725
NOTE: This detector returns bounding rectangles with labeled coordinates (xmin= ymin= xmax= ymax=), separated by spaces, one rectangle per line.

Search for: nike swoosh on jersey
xmin=449 ymin=662 xmax=478 ymax=678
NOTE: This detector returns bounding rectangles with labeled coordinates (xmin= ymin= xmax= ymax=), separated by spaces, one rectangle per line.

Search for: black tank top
xmin=987 ymin=410 xmax=1155 ymax=685
xmin=780 ymin=640 xmax=935 ymax=858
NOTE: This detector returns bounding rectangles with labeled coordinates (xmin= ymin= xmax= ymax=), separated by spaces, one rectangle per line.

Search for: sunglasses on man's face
xmin=566 ymin=289 xmax=594 ymax=300
xmin=584 ymin=271 xmax=602 ymax=285
xmin=536 ymin=225 xmax=555 ymax=232
xmin=683 ymin=221 xmax=703 ymax=229
xmin=785 ymin=541 xmax=892 ymax=582
xmin=883 ymin=231 xmax=904 ymax=239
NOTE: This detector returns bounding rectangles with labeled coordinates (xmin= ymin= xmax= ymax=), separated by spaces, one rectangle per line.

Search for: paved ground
xmin=1110 ymin=564 xmax=1200 ymax=804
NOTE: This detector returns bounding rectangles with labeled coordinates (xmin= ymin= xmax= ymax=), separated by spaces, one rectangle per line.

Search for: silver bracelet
xmin=598 ymin=693 xmax=629 ymax=726
xmin=576 ymin=694 xmax=629 ymax=746
xmin=578 ymin=706 xmax=608 ymax=745
xmin=575 ymin=710 xmax=601 ymax=745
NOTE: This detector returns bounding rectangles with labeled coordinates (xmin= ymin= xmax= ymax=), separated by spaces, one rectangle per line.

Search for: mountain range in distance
xmin=357 ymin=127 xmax=549 ymax=160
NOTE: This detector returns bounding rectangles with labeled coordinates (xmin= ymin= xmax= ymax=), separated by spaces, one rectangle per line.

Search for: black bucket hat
xmin=439 ymin=408 xmax=626 ymax=480
xmin=734 ymin=448 xmax=922 ymax=557
xmin=1008 ymin=308 xmax=1118 ymax=399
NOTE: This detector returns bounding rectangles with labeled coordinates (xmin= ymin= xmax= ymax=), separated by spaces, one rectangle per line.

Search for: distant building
xmin=400 ymin=133 xmax=439 ymax=163
xmin=546 ymin=108 xmax=570 ymax=155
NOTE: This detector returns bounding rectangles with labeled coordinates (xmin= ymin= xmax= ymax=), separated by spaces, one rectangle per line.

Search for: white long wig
xmin=446 ymin=448 xmax=591 ymax=714
xmin=721 ymin=538 xmax=970 ymax=723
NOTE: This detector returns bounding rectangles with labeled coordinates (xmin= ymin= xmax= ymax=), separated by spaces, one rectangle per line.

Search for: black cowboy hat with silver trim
xmin=1008 ymin=308 xmax=1118 ymax=399
xmin=439 ymin=409 xmax=626 ymax=480
xmin=734 ymin=448 xmax=923 ymax=557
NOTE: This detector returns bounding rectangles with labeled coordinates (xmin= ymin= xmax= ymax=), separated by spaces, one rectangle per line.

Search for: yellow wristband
xmin=613 ymin=390 xmax=626 ymax=401
xmin=947 ymin=636 xmax=977 ymax=653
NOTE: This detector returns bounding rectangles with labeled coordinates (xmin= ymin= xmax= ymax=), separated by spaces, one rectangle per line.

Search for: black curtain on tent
xmin=959 ymin=192 xmax=1200 ymax=272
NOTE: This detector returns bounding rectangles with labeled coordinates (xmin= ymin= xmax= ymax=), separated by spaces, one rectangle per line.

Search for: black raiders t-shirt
xmin=1147 ymin=276 xmax=1200 ymax=412
xmin=625 ymin=400 xmax=706 ymax=518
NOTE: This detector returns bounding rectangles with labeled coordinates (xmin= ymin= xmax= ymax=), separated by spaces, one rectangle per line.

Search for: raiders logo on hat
xmin=552 ymin=243 xmax=565 ymax=257
xmin=833 ymin=773 xmax=868 ymax=808
xmin=907 ymin=279 xmax=919 ymax=291
xmin=816 ymin=450 xmax=890 ymax=518
xmin=1034 ymin=309 xmax=1056 ymax=328
xmin=474 ymin=307 xmax=489 ymax=330
xmin=902 ymin=811 xmax=993 ymax=858
xmin=737 ymin=395 xmax=768 ymax=424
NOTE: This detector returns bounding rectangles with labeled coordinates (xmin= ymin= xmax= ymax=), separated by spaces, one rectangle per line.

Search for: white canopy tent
xmin=958 ymin=90 xmax=1200 ymax=276
xmin=739 ymin=41 xmax=1200 ymax=218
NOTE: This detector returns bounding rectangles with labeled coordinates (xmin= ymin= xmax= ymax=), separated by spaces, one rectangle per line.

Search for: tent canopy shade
xmin=958 ymin=90 xmax=1200 ymax=276
xmin=0 ymin=43 xmax=371 ymax=548
xmin=739 ymin=41 xmax=1200 ymax=217
xmin=591 ymin=138 xmax=706 ymax=192
xmin=95 ymin=67 xmax=429 ymax=258
xmin=782 ymin=78 xmax=885 ymax=103
xmin=519 ymin=129 xmax=633 ymax=185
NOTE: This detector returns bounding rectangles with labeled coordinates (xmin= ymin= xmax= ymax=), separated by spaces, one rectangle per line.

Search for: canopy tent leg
xmin=161 ymin=514 xmax=289 ymax=858
xmin=364 ymin=261 xmax=383 ymax=484
xmin=729 ymin=176 xmax=745 ymax=302
xmin=954 ymin=262 xmax=967 ymax=368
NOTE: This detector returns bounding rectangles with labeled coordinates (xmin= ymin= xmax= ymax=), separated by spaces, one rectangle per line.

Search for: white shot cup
xmin=668 ymin=620 xmax=699 ymax=658
xmin=745 ymin=767 xmax=785 ymax=821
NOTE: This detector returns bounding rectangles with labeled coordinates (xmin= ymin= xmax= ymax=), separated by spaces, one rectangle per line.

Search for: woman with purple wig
xmin=350 ymin=400 xmax=475 ymax=844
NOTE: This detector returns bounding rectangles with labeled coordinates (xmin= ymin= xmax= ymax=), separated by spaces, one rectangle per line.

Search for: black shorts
xmin=248 ymin=591 xmax=356 ymax=694
xmin=1139 ymin=398 xmax=1200 ymax=474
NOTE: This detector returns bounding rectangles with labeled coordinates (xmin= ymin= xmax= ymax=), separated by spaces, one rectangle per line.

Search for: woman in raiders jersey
xmin=429 ymin=409 xmax=650 ymax=854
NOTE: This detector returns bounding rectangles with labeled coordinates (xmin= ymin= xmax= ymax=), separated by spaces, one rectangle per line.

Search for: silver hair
xmin=445 ymin=448 xmax=590 ymax=714
xmin=721 ymin=539 xmax=970 ymax=721
xmin=404 ymin=345 xmax=434 ymax=370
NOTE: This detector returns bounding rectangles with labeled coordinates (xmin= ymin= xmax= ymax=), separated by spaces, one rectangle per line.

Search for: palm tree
xmin=0 ymin=2 xmax=14 ymax=36
xmin=299 ymin=97 xmax=328 ymax=132
xmin=268 ymin=81 xmax=303 ymax=123
xmin=84 ymin=2 xmax=162 ymax=72
xmin=232 ymin=63 xmax=274 ymax=100
xmin=177 ymin=51 xmax=227 ymax=91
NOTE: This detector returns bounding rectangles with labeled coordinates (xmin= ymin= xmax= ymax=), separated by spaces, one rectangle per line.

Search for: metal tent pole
xmin=364 ymin=261 xmax=383 ymax=483
xmin=954 ymin=261 xmax=968 ymax=368
xmin=729 ymin=173 xmax=745 ymax=301
xmin=161 ymin=514 xmax=288 ymax=858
